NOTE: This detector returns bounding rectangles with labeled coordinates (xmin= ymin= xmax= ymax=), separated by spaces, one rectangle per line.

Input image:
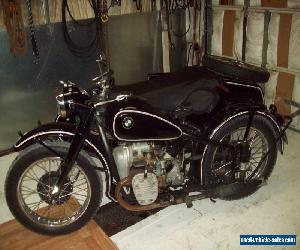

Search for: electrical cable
xmin=162 ymin=0 xmax=193 ymax=51
xmin=62 ymin=0 xmax=103 ymax=58
xmin=170 ymin=4 xmax=191 ymax=38
xmin=135 ymin=0 xmax=142 ymax=10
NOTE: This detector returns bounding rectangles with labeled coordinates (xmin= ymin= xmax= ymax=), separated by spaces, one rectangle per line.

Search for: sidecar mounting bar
xmin=0 ymin=147 xmax=15 ymax=157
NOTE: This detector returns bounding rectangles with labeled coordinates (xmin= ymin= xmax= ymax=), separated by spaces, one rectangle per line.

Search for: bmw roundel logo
xmin=122 ymin=116 xmax=134 ymax=129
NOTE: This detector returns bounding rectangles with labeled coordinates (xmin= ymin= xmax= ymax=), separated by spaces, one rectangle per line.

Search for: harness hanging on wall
xmin=241 ymin=0 xmax=250 ymax=62
xmin=101 ymin=0 xmax=110 ymax=61
xmin=1 ymin=0 xmax=27 ymax=57
xmin=62 ymin=0 xmax=104 ymax=58
xmin=26 ymin=0 xmax=40 ymax=64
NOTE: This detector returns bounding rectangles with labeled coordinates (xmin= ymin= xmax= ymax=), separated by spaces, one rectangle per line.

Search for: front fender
xmin=15 ymin=122 xmax=78 ymax=150
xmin=14 ymin=122 xmax=116 ymax=201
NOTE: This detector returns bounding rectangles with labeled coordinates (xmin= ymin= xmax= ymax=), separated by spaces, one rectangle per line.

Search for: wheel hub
xmin=37 ymin=171 xmax=73 ymax=205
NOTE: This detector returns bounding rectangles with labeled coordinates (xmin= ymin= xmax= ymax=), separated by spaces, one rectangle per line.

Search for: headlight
xmin=56 ymin=81 xmax=89 ymax=118
xmin=56 ymin=94 xmax=67 ymax=118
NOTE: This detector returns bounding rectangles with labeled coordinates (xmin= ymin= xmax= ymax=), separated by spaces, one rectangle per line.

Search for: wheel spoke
xmin=35 ymin=163 xmax=48 ymax=173
xmin=17 ymin=156 xmax=92 ymax=228
xmin=250 ymin=139 xmax=262 ymax=149
xmin=22 ymin=190 xmax=48 ymax=199
xmin=211 ymin=125 xmax=269 ymax=183
xmin=72 ymin=181 xmax=88 ymax=189
xmin=73 ymin=186 xmax=88 ymax=193
xmin=25 ymin=171 xmax=40 ymax=183
xmin=29 ymin=200 xmax=43 ymax=211
xmin=238 ymin=129 xmax=244 ymax=140
xmin=72 ymin=192 xmax=88 ymax=198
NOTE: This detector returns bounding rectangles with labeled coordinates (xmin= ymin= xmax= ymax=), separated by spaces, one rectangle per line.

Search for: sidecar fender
xmin=14 ymin=122 xmax=116 ymax=201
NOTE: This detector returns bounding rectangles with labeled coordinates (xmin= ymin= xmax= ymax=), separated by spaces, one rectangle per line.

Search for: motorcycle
xmin=5 ymin=54 xmax=291 ymax=235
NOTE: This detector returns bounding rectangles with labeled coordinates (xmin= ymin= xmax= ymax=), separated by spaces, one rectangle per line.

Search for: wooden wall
xmin=209 ymin=0 xmax=300 ymax=128
xmin=0 ymin=0 xmax=153 ymax=28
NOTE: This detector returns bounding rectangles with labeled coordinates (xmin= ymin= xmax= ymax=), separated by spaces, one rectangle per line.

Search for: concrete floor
xmin=1 ymin=130 xmax=299 ymax=250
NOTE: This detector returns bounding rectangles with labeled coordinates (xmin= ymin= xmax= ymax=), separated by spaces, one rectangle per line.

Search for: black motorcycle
xmin=5 ymin=55 xmax=290 ymax=235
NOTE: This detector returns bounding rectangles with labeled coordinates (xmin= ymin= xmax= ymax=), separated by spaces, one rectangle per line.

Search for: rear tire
xmin=5 ymin=141 xmax=102 ymax=235
xmin=202 ymin=114 xmax=277 ymax=200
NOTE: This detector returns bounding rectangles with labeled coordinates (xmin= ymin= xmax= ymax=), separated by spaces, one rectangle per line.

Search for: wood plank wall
xmin=213 ymin=0 xmax=300 ymax=118
xmin=0 ymin=0 xmax=153 ymax=29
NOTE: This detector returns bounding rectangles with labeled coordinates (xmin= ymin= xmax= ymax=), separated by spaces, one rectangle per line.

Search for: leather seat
xmin=115 ymin=66 xmax=220 ymax=114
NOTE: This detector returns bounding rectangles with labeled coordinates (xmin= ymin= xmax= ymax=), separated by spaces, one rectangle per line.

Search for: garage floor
xmin=1 ymin=130 xmax=299 ymax=250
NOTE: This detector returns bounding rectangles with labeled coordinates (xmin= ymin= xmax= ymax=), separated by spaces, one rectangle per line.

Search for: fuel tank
xmin=105 ymin=96 xmax=182 ymax=141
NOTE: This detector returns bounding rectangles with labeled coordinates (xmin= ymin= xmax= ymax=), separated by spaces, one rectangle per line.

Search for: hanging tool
xmin=1 ymin=0 xmax=27 ymax=56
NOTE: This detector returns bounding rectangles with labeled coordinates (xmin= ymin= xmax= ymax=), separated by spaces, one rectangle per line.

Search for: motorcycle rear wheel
xmin=202 ymin=114 xmax=277 ymax=200
xmin=5 ymin=141 xmax=102 ymax=235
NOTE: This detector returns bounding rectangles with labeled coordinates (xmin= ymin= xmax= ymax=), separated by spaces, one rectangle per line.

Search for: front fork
xmin=56 ymin=108 xmax=95 ymax=188
xmin=55 ymin=108 xmax=121 ymax=200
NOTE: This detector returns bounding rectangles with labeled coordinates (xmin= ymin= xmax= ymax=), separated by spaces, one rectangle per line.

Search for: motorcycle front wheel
xmin=202 ymin=114 xmax=277 ymax=200
xmin=5 ymin=141 xmax=102 ymax=235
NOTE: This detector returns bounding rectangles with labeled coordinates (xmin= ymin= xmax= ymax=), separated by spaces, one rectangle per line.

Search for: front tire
xmin=5 ymin=141 xmax=102 ymax=235
xmin=202 ymin=114 xmax=277 ymax=200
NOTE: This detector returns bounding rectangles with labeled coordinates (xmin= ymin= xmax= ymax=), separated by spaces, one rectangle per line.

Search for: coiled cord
xmin=62 ymin=0 xmax=103 ymax=58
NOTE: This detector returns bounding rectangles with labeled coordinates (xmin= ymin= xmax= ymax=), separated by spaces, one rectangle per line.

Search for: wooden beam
xmin=277 ymin=13 xmax=292 ymax=68
xmin=222 ymin=10 xmax=235 ymax=57
xmin=275 ymin=72 xmax=295 ymax=116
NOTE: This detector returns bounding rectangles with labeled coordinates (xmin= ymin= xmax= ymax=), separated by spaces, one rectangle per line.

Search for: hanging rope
xmin=101 ymin=0 xmax=110 ymax=61
xmin=26 ymin=0 xmax=40 ymax=64
xmin=62 ymin=0 xmax=109 ymax=58
xmin=162 ymin=0 xmax=193 ymax=50
xmin=1 ymin=0 xmax=27 ymax=57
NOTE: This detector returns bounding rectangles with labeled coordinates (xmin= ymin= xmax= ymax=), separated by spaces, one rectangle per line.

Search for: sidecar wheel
xmin=202 ymin=115 xmax=277 ymax=200
xmin=5 ymin=141 xmax=102 ymax=235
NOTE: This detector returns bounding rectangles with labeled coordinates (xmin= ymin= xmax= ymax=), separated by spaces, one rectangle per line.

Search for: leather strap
xmin=1 ymin=0 xmax=27 ymax=56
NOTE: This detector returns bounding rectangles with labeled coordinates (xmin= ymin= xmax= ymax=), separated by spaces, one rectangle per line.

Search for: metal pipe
xmin=213 ymin=5 xmax=300 ymax=14
xmin=215 ymin=54 xmax=300 ymax=75
xmin=0 ymin=147 xmax=15 ymax=157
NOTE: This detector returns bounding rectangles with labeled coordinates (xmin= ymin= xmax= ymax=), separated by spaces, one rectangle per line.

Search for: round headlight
xmin=56 ymin=94 xmax=67 ymax=117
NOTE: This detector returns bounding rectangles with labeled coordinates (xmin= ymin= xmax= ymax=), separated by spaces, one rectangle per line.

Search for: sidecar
xmin=54 ymin=55 xmax=286 ymax=155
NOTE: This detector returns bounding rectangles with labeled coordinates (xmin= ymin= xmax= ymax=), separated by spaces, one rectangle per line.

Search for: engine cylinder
xmin=113 ymin=143 xmax=150 ymax=179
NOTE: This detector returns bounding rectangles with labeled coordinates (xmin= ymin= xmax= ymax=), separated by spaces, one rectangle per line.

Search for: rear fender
xmin=203 ymin=105 xmax=284 ymax=154
xmin=199 ymin=109 xmax=284 ymax=184
xmin=14 ymin=122 xmax=116 ymax=201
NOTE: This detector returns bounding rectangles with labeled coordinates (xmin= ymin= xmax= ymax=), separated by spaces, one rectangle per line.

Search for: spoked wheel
xmin=202 ymin=114 xmax=277 ymax=200
xmin=6 ymin=142 xmax=102 ymax=235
